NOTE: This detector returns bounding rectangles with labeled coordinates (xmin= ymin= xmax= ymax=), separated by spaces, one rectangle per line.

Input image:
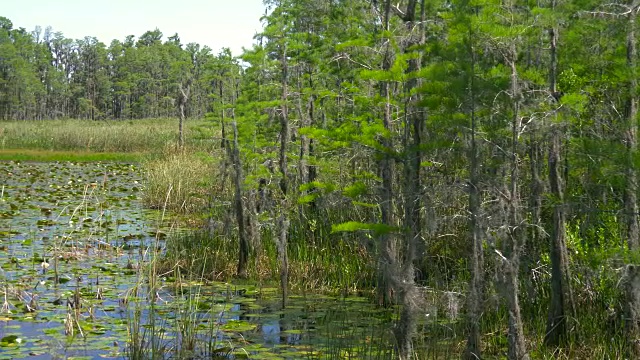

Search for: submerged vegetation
xmin=3 ymin=0 xmax=640 ymax=358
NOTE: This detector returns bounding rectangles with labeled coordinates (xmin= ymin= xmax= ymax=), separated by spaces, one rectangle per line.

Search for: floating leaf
xmin=0 ymin=335 xmax=21 ymax=347
xmin=221 ymin=320 xmax=257 ymax=332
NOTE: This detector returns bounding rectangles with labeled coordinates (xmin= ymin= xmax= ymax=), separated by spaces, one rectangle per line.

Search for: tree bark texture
xmin=625 ymin=6 xmax=640 ymax=356
xmin=544 ymin=128 xmax=574 ymax=346
xmin=231 ymin=112 xmax=249 ymax=278
xmin=504 ymin=43 xmax=529 ymax=360
xmin=544 ymin=11 xmax=576 ymax=345
xmin=277 ymin=42 xmax=290 ymax=309
xmin=178 ymin=80 xmax=191 ymax=150
xmin=625 ymin=3 xmax=639 ymax=251
xmin=378 ymin=0 xmax=397 ymax=309
xmin=464 ymin=42 xmax=484 ymax=360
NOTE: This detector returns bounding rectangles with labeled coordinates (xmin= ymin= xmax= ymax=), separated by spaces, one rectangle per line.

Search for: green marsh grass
xmin=0 ymin=118 xmax=214 ymax=154
xmin=142 ymin=151 xmax=215 ymax=214
xmin=169 ymin=268 xmax=234 ymax=359
xmin=162 ymin=230 xmax=237 ymax=281
xmin=125 ymin=194 xmax=171 ymax=360
xmin=161 ymin=224 xmax=375 ymax=293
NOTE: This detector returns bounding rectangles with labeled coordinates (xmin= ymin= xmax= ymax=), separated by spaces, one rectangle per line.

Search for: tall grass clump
xmin=126 ymin=192 xmax=172 ymax=360
xmin=161 ymin=208 xmax=376 ymax=293
xmin=162 ymin=230 xmax=238 ymax=281
xmin=143 ymin=151 xmax=214 ymax=214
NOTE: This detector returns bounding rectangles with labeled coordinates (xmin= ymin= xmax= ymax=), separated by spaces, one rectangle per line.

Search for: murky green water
xmin=0 ymin=162 xmax=395 ymax=359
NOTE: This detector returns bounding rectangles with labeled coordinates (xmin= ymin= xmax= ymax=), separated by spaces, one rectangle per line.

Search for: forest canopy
xmin=0 ymin=16 xmax=223 ymax=120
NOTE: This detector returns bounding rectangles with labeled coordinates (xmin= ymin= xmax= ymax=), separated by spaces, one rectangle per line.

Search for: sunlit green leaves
xmin=331 ymin=221 xmax=395 ymax=235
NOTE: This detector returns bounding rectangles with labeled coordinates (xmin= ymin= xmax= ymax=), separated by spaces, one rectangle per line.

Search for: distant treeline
xmin=0 ymin=16 xmax=239 ymax=120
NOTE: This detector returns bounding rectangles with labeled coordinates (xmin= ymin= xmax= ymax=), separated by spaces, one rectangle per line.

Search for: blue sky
xmin=2 ymin=0 xmax=266 ymax=55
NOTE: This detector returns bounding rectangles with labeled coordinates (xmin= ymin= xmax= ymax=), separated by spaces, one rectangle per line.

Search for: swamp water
xmin=0 ymin=162 xmax=397 ymax=359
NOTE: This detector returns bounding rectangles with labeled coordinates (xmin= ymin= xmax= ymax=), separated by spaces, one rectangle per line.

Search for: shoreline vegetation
xmin=0 ymin=117 xmax=375 ymax=290
xmin=0 ymin=118 xmax=218 ymax=213
xmin=0 ymin=118 xmax=385 ymax=358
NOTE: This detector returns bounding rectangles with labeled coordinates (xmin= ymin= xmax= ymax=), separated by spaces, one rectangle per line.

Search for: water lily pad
xmin=221 ymin=320 xmax=257 ymax=332
xmin=0 ymin=335 xmax=22 ymax=346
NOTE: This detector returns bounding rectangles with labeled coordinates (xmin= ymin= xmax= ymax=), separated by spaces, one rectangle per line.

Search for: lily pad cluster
xmin=0 ymin=162 xmax=396 ymax=359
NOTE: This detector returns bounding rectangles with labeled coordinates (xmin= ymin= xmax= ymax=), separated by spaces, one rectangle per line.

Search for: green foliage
xmin=342 ymin=181 xmax=369 ymax=198
xmin=560 ymin=92 xmax=588 ymax=113
xmin=331 ymin=221 xmax=395 ymax=235
xmin=0 ymin=19 xmax=220 ymax=120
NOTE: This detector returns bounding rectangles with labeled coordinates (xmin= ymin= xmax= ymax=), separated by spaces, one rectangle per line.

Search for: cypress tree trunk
xmin=178 ymin=80 xmax=191 ymax=150
xmin=525 ymin=135 xmax=543 ymax=300
xmin=464 ymin=41 xmax=484 ymax=360
xmin=625 ymin=2 xmax=639 ymax=252
xmin=396 ymin=2 xmax=424 ymax=357
xmin=625 ymin=4 xmax=640 ymax=356
xmin=231 ymin=111 xmax=249 ymax=278
xmin=219 ymin=81 xmax=227 ymax=149
xmin=378 ymin=0 xmax=397 ymax=309
xmin=178 ymin=102 xmax=185 ymax=149
xmin=544 ymin=13 xmax=565 ymax=347
xmin=279 ymin=44 xmax=290 ymax=196
xmin=297 ymin=72 xmax=312 ymax=187
xmin=545 ymin=128 xmax=573 ymax=346
xmin=278 ymin=42 xmax=290 ymax=308
xmin=544 ymin=11 xmax=576 ymax=345
xmin=504 ymin=43 xmax=529 ymax=360
xmin=625 ymin=264 xmax=640 ymax=357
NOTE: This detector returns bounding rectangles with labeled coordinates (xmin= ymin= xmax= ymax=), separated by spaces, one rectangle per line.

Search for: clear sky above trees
xmin=2 ymin=0 xmax=264 ymax=55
